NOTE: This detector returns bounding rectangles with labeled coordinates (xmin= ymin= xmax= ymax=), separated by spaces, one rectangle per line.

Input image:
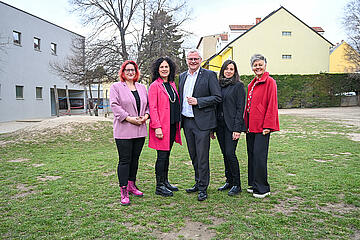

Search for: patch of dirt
xmin=7 ymin=158 xmax=30 ymax=163
xmin=120 ymin=216 xmax=225 ymax=240
xmin=313 ymin=159 xmax=333 ymax=163
xmin=273 ymin=196 xmax=303 ymax=215
xmin=32 ymin=163 xmax=45 ymax=167
xmin=279 ymin=107 xmax=360 ymax=141
xmin=348 ymin=133 xmax=360 ymax=142
xmin=36 ymin=176 xmax=62 ymax=181
xmin=12 ymin=184 xmax=37 ymax=199
xmin=151 ymin=217 xmax=222 ymax=240
xmin=1 ymin=116 xmax=113 ymax=144
xmin=317 ymin=203 xmax=357 ymax=216
xmin=184 ymin=161 xmax=192 ymax=166
xmin=103 ymin=171 xmax=115 ymax=177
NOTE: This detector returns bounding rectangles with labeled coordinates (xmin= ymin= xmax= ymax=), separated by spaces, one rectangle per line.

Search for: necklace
xmin=162 ymin=82 xmax=176 ymax=103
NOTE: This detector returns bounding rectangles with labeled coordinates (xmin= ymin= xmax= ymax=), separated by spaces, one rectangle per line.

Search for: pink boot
xmin=120 ymin=186 xmax=130 ymax=206
xmin=127 ymin=180 xmax=144 ymax=197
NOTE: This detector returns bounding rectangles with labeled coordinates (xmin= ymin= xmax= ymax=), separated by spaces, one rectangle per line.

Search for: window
xmin=16 ymin=85 xmax=24 ymax=99
xmin=282 ymin=31 xmax=292 ymax=36
xmin=282 ymin=54 xmax=292 ymax=59
xmin=51 ymin=42 xmax=57 ymax=55
xmin=36 ymin=87 xmax=43 ymax=99
xmin=34 ymin=37 xmax=40 ymax=50
xmin=13 ymin=31 xmax=21 ymax=45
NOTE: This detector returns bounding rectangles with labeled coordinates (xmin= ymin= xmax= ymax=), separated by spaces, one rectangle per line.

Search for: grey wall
xmin=0 ymin=2 xmax=85 ymax=122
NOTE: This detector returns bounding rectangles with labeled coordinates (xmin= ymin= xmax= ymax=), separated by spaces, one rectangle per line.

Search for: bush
xmin=240 ymin=73 xmax=359 ymax=108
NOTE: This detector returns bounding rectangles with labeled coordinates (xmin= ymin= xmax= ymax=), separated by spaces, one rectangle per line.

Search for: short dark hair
xmin=219 ymin=59 xmax=240 ymax=82
xmin=151 ymin=57 xmax=177 ymax=82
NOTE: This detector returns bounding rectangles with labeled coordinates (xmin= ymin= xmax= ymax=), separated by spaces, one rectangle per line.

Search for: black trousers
xmin=246 ymin=132 xmax=270 ymax=194
xmin=115 ymin=137 xmax=145 ymax=187
xmin=156 ymin=124 xmax=176 ymax=177
xmin=183 ymin=117 xmax=211 ymax=191
xmin=216 ymin=120 xmax=241 ymax=186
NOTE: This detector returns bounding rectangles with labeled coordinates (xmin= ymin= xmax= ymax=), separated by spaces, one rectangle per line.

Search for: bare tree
xmin=50 ymin=37 xmax=115 ymax=115
xmin=343 ymin=0 xmax=360 ymax=69
xmin=69 ymin=0 xmax=189 ymax=63
xmin=342 ymin=0 xmax=360 ymax=95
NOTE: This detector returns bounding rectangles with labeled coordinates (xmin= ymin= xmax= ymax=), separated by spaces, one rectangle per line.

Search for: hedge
xmin=240 ymin=73 xmax=360 ymax=108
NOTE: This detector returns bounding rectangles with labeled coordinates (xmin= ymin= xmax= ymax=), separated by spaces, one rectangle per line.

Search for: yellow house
xmin=330 ymin=40 xmax=359 ymax=73
xmin=202 ymin=6 xmax=333 ymax=75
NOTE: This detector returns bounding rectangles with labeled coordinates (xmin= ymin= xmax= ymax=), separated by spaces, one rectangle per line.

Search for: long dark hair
xmin=219 ymin=60 xmax=241 ymax=84
xmin=151 ymin=57 xmax=176 ymax=82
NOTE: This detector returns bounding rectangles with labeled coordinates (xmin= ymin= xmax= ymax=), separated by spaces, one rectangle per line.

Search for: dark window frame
xmin=16 ymin=85 xmax=24 ymax=99
xmin=13 ymin=31 xmax=21 ymax=45
xmin=34 ymin=37 xmax=41 ymax=51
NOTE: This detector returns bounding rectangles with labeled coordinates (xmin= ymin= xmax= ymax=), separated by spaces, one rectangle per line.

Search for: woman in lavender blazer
xmin=110 ymin=60 xmax=149 ymax=206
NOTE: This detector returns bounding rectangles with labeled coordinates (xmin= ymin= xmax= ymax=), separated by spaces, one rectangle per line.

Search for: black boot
xmin=164 ymin=177 xmax=179 ymax=192
xmin=155 ymin=175 xmax=173 ymax=197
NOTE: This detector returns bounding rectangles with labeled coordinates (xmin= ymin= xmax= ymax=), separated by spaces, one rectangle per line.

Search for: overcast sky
xmin=1 ymin=0 xmax=349 ymax=47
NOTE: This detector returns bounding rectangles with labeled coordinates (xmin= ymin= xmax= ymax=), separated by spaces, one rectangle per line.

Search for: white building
xmin=0 ymin=2 xmax=100 ymax=122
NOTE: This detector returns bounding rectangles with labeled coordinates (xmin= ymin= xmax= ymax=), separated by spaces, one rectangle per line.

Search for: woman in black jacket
xmin=214 ymin=60 xmax=246 ymax=196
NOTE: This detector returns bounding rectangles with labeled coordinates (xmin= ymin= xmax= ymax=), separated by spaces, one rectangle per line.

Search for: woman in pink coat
xmin=244 ymin=54 xmax=280 ymax=199
xmin=110 ymin=60 xmax=149 ymax=206
xmin=148 ymin=57 xmax=182 ymax=197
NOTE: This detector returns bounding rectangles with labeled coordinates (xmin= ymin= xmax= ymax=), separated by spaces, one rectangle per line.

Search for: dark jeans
xmin=115 ymin=137 xmax=145 ymax=187
xmin=216 ymin=120 xmax=241 ymax=186
xmin=183 ymin=117 xmax=211 ymax=191
xmin=246 ymin=132 xmax=270 ymax=194
xmin=156 ymin=124 xmax=176 ymax=177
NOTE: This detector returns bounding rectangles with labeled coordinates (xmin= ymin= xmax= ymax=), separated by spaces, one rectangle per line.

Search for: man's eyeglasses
xmin=124 ymin=69 xmax=136 ymax=73
xmin=187 ymin=58 xmax=200 ymax=61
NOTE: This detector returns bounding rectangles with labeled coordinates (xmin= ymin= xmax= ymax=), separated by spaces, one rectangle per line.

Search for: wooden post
xmin=54 ymin=85 xmax=59 ymax=117
xmin=66 ymin=85 xmax=71 ymax=116
xmin=105 ymin=89 xmax=109 ymax=118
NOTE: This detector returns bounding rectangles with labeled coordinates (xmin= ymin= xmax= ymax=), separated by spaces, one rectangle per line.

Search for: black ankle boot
xmin=164 ymin=178 xmax=179 ymax=191
xmin=155 ymin=175 xmax=173 ymax=197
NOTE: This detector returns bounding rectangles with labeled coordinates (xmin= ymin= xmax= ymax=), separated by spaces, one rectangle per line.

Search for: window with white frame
xmin=36 ymin=87 xmax=43 ymax=99
xmin=16 ymin=85 xmax=24 ymax=99
xmin=13 ymin=31 xmax=21 ymax=45
xmin=282 ymin=31 xmax=292 ymax=36
xmin=51 ymin=42 xmax=57 ymax=55
xmin=34 ymin=37 xmax=41 ymax=51
xmin=282 ymin=54 xmax=292 ymax=59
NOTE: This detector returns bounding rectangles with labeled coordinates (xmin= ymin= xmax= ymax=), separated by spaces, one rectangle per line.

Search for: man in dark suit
xmin=179 ymin=49 xmax=222 ymax=201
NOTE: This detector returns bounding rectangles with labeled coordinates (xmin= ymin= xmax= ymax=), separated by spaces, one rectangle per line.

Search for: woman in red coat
xmin=148 ymin=57 xmax=182 ymax=197
xmin=244 ymin=54 xmax=280 ymax=198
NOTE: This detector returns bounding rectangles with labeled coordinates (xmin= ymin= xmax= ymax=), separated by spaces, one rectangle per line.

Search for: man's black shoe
xmin=228 ymin=186 xmax=242 ymax=196
xmin=217 ymin=182 xmax=232 ymax=191
xmin=185 ymin=185 xmax=198 ymax=193
xmin=198 ymin=190 xmax=207 ymax=201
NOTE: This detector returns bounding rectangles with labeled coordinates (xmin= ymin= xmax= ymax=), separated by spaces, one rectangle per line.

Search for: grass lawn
xmin=1 ymin=115 xmax=359 ymax=239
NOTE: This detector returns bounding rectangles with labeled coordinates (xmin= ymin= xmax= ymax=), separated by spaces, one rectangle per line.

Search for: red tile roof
xmin=229 ymin=25 xmax=253 ymax=30
xmin=312 ymin=27 xmax=324 ymax=32
xmin=220 ymin=33 xmax=228 ymax=41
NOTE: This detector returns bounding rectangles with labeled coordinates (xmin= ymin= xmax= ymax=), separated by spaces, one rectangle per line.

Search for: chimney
xmin=256 ymin=18 xmax=261 ymax=24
